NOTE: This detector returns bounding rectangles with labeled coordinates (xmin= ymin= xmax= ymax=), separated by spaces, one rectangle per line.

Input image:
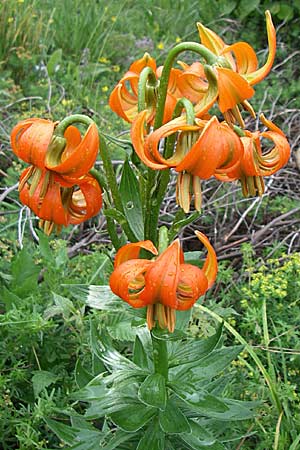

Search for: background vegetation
xmin=1 ymin=0 xmax=300 ymax=448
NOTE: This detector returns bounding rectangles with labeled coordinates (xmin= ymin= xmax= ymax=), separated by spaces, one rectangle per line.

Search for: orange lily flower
xmin=215 ymin=115 xmax=290 ymax=196
xmin=19 ymin=168 xmax=102 ymax=235
xmin=109 ymin=53 xmax=182 ymax=124
xmin=131 ymin=110 xmax=243 ymax=212
xmin=178 ymin=11 xmax=276 ymax=124
xmin=109 ymin=231 xmax=217 ymax=332
xmin=11 ymin=118 xmax=99 ymax=180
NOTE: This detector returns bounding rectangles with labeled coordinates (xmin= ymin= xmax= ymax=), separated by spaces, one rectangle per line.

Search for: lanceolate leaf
xmin=110 ymin=401 xmax=156 ymax=432
xmin=120 ymin=159 xmax=144 ymax=240
xmin=138 ymin=373 xmax=167 ymax=410
xmin=159 ymin=398 xmax=191 ymax=434
xmin=168 ymin=323 xmax=223 ymax=367
xmin=137 ymin=418 xmax=165 ymax=450
xmin=180 ymin=419 xmax=222 ymax=449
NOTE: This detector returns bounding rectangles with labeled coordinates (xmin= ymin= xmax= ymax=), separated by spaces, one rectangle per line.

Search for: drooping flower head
xmin=215 ymin=115 xmax=291 ymax=196
xmin=109 ymin=53 xmax=182 ymax=124
xmin=110 ymin=231 xmax=217 ymax=332
xmin=11 ymin=117 xmax=102 ymax=234
xmin=177 ymin=11 xmax=276 ymax=126
xmin=131 ymin=110 xmax=244 ymax=212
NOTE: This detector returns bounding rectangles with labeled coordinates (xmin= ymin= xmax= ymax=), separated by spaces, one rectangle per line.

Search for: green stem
xmin=54 ymin=114 xmax=95 ymax=136
xmin=154 ymin=42 xmax=217 ymax=130
xmin=106 ymin=216 xmax=122 ymax=250
xmin=89 ymin=167 xmax=108 ymax=192
xmin=151 ymin=333 xmax=168 ymax=379
xmin=98 ymin=133 xmax=137 ymax=244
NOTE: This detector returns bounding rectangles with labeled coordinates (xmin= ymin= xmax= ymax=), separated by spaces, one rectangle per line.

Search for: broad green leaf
xmin=32 ymin=371 xmax=58 ymax=397
xmin=11 ymin=248 xmax=40 ymax=297
xmin=45 ymin=418 xmax=79 ymax=445
xmin=168 ymin=323 xmax=223 ymax=367
xmin=110 ymin=402 xmax=156 ymax=432
xmin=180 ymin=419 xmax=222 ymax=449
xmin=47 ymin=48 xmax=62 ymax=75
xmin=170 ymin=383 xmax=229 ymax=416
xmin=159 ymin=398 xmax=191 ymax=434
xmin=75 ymin=359 xmax=94 ymax=389
xmin=175 ymin=309 xmax=192 ymax=330
xmin=70 ymin=429 xmax=103 ymax=450
xmin=37 ymin=230 xmax=55 ymax=264
xmin=138 ymin=373 xmax=166 ymax=410
xmin=107 ymin=321 xmax=138 ymax=342
xmin=137 ymin=419 xmax=165 ymax=450
xmin=120 ymin=159 xmax=144 ymax=240
xmin=133 ymin=328 xmax=153 ymax=371
xmin=100 ymin=429 xmax=135 ymax=450
xmin=189 ymin=345 xmax=243 ymax=380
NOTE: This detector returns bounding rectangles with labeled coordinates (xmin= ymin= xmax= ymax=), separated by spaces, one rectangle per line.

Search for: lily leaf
xmin=159 ymin=398 xmax=191 ymax=434
xmin=138 ymin=373 xmax=167 ymax=410
xmin=119 ymin=159 xmax=144 ymax=240
xmin=137 ymin=418 xmax=165 ymax=450
xmin=110 ymin=401 xmax=156 ymax=432
xmin=168 ymin=323 xmax=223 ymax=367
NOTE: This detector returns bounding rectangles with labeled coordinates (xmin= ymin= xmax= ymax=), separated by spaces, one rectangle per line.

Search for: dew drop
xmin=126 ymin=201 xmax=134 ymax=209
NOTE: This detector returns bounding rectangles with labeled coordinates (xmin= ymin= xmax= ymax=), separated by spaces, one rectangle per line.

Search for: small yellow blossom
xmin=18 ymin=0 xmax=25 ymax=3
xmin=157 ymin=42 xmax=164 ymax=50
xmin=98 ymin=57 xmax=110 ymax=64
xmin=102 ymin=86 xmax=109 ymax=92
xmin=176 ymin=37 xmax=182 ymax=43
xmin=111 ymin=16 xmax=116 ymax=22
xmin=8 ymin=17 xmax=14 ymax=23
xmin=112 ymin=65 xmax=120 ymax=72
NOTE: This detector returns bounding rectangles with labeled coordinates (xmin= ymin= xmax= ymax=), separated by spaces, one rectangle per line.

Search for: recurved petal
xmin=109 ymin=259 xmax=154 ymax=308
xmin=195 ymin=231 xmax=218 ymax=288
xmin=130 ymin=52 xmax=157 ymax=74
xmin=114 ymin=240 xmax=158 ymax=268
xmin=37 ymin=177 xmax=70 ymax=226
xmin=130 ymin=110 xmax=168 ymax=169
xmin=244 ymin=10 xmax=276 ymax=85
xmin=224 ymin=42 xmax=258 ymax=74
xmin=177 ymin=62 xmax=208 ymax=103
xmin=68 ymin=173 xmax=102 ymax=224
xmin=11 ymin=118 xmax=55 ymax=168
xmin=46 ymin=123 xmax=99 ymax=178
xmin=176 ymin=263 xmax=208 ymax=310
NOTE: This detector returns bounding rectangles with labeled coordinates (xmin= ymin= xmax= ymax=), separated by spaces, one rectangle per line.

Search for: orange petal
xmin=195 ymin=231 xmax=218 ymax=289
xmin=114 ymin=240 xmax=158 ymax=268
xmin=175 ymin=263 xmax=208 ymax=310
xmin=224 ymin=42 xmax=258 ymax=74
xmin=68 ymin=173 xmax=102 ymax=224
xmin=109 ymin=259 xmax=154 ymax=308
xmin=139 ymin=239 xmax=185 ymax=309
xmin=130 ymin=111 xmax=168 ymax=169
xmin=216 ymin=67 xmax=254 ymax=112
xmin=245 ymin=10 xmax=276 ymax=85
xmin=11 ymin=118 xmax=55 ymax=168
xmin=46 ymin=123 xmax=99 ymax=178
